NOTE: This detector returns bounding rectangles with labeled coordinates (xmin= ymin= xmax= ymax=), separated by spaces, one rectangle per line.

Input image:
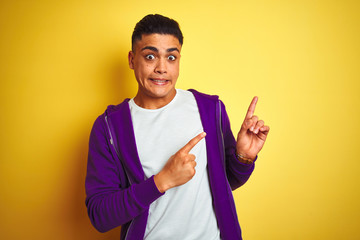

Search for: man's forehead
xmin=140 ymin=46 xmax=180 ymax=53
xmin=133 ymin=33 xmax=181 ymax=51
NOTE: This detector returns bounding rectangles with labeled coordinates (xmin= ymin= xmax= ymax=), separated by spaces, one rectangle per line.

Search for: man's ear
xmin=128 ymin=51 xmax=134 ymax=69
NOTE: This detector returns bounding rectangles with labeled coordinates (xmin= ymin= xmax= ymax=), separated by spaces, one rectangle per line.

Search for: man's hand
xmin=236 ymin=97 xmax=270 ymax=161
xmin=154 ymin=132 xmax=206 ymax=193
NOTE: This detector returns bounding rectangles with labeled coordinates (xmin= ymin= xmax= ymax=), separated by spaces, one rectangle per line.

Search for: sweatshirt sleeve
xmin=85 ymin=115 xmax=164 ymax=233
xmin=220 ymin=100 xmax=256 ymax=191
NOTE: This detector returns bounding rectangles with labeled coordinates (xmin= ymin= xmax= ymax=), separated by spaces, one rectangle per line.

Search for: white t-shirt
xmin=129 ymin=89 xmax=220 ymax=240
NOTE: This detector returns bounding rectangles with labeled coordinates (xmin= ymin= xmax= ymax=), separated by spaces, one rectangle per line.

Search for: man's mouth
xmin=150 ymin=78 xmax=169 ymax=85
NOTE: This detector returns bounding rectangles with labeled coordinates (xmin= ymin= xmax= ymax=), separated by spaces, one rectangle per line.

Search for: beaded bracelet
xmin=236 ymin=153 xmax=254 ymax=165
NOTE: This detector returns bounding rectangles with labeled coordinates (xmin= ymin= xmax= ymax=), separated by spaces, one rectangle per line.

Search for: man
xmin=85 ymin=14 xmax=269 ymax=240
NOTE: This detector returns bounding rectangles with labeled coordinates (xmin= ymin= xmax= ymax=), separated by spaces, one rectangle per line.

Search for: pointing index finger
xmin=181 ymin=132 xmax=206 ymax=154
xmin=245 ymin=96 xmax=258 ymax=120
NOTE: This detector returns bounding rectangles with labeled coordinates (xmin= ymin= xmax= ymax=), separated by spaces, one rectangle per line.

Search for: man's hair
xmin=132 ymin=14 xmax=183 ymax=51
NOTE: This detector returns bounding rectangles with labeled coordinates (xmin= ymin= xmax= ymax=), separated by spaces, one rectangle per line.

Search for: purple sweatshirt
xmin=85 ymin=89 xmax=256 ymax=240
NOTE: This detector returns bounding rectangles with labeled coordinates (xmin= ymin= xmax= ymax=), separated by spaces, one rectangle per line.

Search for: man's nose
xmin=155 ymin=58 xmax=167 ymax=74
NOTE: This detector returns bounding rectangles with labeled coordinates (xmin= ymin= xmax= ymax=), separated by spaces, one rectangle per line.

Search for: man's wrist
xmin=154 ymin=172 xmax=169 ymax=193
xmin=236 ymin=152 xmax=255 ymax=164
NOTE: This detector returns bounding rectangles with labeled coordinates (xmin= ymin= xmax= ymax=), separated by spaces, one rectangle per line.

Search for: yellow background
xmin=1 ymin=0 xmax=359 ymax=239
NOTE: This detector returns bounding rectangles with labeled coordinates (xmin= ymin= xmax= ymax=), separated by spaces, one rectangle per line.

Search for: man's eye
xmin=168 ymin=55 xmax=176 ymax=61
xmin=145 ymin=54 xmax=155 ymax=60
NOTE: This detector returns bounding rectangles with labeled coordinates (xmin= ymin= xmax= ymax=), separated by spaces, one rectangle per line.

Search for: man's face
xmin=128 ymin=34 xmax=182 ymax=107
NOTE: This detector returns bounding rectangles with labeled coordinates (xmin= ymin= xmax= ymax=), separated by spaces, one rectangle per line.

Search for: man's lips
xmin=149 ymin=78 xmax=169 ymax=85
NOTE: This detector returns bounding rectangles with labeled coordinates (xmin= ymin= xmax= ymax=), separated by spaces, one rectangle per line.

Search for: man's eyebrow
xmin=167 ymin=48 xmax=180 ymax=53
xmin=141 ymin=46 xmax=158 ymax=52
